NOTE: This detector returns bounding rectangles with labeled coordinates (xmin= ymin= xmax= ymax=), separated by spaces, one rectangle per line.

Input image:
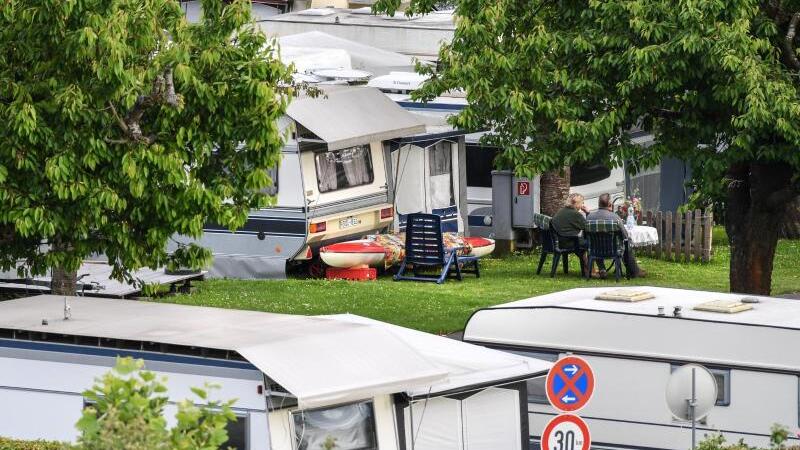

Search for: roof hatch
xmin=594 ymin=289 xmax=655 ymax=302
xmin=693 ymin=300 xmax=754 ymax=314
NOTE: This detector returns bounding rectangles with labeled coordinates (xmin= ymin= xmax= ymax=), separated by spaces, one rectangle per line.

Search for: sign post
xmin=542 ymin=356 xmax=595 ymax=450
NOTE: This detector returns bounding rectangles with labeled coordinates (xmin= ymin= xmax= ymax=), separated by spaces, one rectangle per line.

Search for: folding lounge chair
xmin=393 ymin=213 xmax=479 ymax=284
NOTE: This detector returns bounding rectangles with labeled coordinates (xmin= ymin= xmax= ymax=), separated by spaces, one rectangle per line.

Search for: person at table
xmin=586 ymin=193 xmax=646 ymax=278
xmin=551 ymin=193 xmax=590 ymax=276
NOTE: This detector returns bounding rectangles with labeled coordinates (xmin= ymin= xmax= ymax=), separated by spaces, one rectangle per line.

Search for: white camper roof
xmin=464 ymin=286 xmax=800 ymax=373
xmin=181 ymin=1 xmax=280 ymax=23
xmin=279 ymin=32 xmax=418 ymax=76
xmin=0 ymin=295 xmax=549 ymax=408
xmin=287 ymin=86 xmax=426 ymax=150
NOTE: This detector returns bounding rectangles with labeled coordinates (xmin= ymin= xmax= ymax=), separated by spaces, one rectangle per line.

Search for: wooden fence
xmin=638 ymin=209 xmax=714 ymax=262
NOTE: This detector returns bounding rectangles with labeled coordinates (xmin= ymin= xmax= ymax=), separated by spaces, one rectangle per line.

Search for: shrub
xmin=0 ymin=438 xmax=69 ymax=450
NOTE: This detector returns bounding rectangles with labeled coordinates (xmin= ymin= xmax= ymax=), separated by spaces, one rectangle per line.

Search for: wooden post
xmin=684 ymin=210 xmax=692 ymax=262
xmin=665 ymin=211 xmax=673 ymax=261
xmin=655 ymin=211 xmax=663 ymax=259
xmin=703 ymin=209 xmax=713 ymax=263
xmin=675 ymin=212 xmax=683 ymax=262
xmin=693 ymin=209 xmax=702 ymax=262
xmin=644 ymin=210 xmax=653 ymax=256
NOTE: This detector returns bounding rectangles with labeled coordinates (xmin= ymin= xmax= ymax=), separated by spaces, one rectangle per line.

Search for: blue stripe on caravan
xmin=0 ymin=338 xmax=258 ymax=371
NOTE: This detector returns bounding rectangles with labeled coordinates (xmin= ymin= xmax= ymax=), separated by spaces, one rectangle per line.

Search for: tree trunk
xmin=540 ymin=167 xmax=571 ymax=217
xmin=726 ymin=161 xmax=796 ymax=295
xmin=51 ymin=266 xmax=78 ymax=296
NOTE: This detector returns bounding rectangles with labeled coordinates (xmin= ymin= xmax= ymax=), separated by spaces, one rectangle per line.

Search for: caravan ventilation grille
xmin=693 ymin=300 xmax=754 ymax=314
xmin=594 ymin=289 xmax=655 ymax=302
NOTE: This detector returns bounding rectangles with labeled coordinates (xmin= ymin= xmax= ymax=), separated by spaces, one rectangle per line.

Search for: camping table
xmin=627 ymin=225 xmax=659 ymax=247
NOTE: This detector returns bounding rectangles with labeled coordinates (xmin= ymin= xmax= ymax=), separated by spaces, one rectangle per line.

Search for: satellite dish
xmin=665 ymin=364 xmax=717 ymax=421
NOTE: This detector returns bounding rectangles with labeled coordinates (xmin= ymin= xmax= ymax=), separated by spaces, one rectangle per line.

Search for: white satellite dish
xmin=666 ymin=364 xmax=717 ymax=420
xmin=666 ymin=364 xmax=717 ymax=449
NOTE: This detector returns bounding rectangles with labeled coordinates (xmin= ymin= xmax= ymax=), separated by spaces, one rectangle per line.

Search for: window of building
xmin=504 ymin=349 xmax=560 ymax=404
xmin=670 ymin=365 xmax=730 ymax=406
xmin=224 ymin=414 xmax=249 ymax=450
xmin=293 ymin=401 xmax=377 ymax=450
xmin=315 ymin=146 xmax=374 ymax=193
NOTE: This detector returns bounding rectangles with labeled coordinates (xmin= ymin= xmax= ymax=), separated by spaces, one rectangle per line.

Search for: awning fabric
xmin=237 ymin=324 xmax=447 ymax=408
xmin=286 ymin=86 xmax=426 ymax=150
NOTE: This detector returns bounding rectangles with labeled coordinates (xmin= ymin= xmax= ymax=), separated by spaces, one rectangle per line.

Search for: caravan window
xmin=315 ymin=146 xmax=374 ymax=193
xmin=503 ymin=349 xmax=560 ymax=404
xmin=293 ymin=401 xmax=378 ymax=450
xmin=465 ymin=144 xmax=500 ymax=188
xmin=670 ymin=365 xmax=730 ymax=406
xmin=224 ymin=414 xmax=249 ymax=449
xmin=428 ymin=141 xmax=455 ymax=209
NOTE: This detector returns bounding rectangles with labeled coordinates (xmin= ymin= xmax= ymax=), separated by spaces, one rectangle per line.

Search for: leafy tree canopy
xmin=0 ymin=0 xmax=292 ymax=284
xmin=374 ymin=0 xmax=800 ymax=294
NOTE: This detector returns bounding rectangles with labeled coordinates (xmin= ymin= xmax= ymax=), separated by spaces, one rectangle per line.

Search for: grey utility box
xmin=511 ymin=175 xmax=541 ymax=228
xmin=491 ymin=170 xmax=514 ymax=241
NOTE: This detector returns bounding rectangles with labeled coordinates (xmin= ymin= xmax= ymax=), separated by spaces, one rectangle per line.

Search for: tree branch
xmin=108 ymin=67 xmax=180 ymax=145
xmin=783 ymin=12 xmax=800 ymax=71
xmin=766 ymin=185 xmax=800 ymax=209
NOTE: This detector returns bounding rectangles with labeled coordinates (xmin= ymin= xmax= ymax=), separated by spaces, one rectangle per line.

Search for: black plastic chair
xmin=533 ymin=213 xmax=586 ymax=277
xmin=394 ymin=213 xmax=479 ymax=284
xmin=585 ymin=219 xmax=629 ymax=282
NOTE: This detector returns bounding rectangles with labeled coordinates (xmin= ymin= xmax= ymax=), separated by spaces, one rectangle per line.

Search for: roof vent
xmin=595 ymin=289 xmax=655 ymax=302
xmin=298 ymin=8 xmax=337 ymax=16
xmin=693 ymin=300 xmax=753 ymax=314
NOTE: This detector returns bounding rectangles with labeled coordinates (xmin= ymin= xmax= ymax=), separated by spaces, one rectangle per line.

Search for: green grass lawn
xmin=159 ymin=230 xmax=800 ymax=334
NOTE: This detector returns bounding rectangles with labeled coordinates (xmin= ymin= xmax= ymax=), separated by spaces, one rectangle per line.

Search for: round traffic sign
xmin=546 ymin=356 xmax=595 ymax=412
xmin=540 ymin=414 xmax=591 ymax=450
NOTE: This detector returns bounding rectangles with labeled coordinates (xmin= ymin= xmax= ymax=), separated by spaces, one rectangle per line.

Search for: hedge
xmin=0 ymin=438 xmax=69 ymax=450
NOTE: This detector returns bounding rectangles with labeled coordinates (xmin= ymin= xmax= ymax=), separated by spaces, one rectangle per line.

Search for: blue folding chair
xmin=393 ymin=213 xmax=479 ymax=284
xmin=585 ymin=219 xmax=629 ymax=282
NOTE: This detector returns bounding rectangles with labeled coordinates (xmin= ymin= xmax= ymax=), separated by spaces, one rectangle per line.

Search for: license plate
xmin=339 ymin=216 xmax=361 ymax=229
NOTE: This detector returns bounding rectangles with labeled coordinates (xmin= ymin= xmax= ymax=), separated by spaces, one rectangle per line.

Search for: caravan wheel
xmin=307 ymin=258 xmax=326 ymax=278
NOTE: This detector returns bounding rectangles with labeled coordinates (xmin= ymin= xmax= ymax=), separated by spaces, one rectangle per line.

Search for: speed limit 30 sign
xmin=541 ymin=414 xmax=591 ymax=450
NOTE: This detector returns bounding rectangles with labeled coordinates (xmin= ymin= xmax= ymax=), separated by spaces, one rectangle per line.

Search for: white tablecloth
xmin=628 ymin=225 xmax=659 ymax=247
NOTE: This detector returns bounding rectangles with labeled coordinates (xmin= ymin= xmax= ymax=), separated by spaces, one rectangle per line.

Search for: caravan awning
xmin=238 ymin=324 xmax=447 ymax=408
xmin=287 ymin=86 xmax=426 ymax=150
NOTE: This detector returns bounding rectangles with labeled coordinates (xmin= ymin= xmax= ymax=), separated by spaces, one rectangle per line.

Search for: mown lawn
xmin=158 ymin=230 xmax=800 ymax=334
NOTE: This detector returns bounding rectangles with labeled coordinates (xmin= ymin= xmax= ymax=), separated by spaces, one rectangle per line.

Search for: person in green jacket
xmin=551 ymin=193 xmax=590 ymax=276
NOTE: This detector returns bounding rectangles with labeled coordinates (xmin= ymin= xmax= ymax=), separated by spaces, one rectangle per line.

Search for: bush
xmin=76 ymin=358 xmax=236 ymax=450
xmin=0 ymin=438 xmax=69 ymax=450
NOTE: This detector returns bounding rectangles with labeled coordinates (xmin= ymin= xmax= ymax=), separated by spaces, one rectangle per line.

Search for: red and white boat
xmin=320 ymin=234 xmax=495 ymax=268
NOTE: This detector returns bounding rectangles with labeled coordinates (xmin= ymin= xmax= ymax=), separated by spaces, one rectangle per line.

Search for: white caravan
xmin=178 ymin=86 xmax=425 ymax=278
xmin=0 ymin=295 xmax=550 ymax=450
xmin=463 ymin=286 xmax=800 ymax=450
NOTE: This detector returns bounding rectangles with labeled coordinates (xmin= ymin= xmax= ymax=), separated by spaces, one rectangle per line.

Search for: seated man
xmin=586 ymin=193 xmax=645 ymax=278
xmin=551 ymin=193 xmax=589 ymax=274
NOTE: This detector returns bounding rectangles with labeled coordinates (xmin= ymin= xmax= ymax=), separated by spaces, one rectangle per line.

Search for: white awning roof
xmin=0 ymin=295 xmax=549 ymax=409
xmin=327 ymin=314 xmax=552 ymax=397
xmin=287 ymin=86 xmax=426 ymax=150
